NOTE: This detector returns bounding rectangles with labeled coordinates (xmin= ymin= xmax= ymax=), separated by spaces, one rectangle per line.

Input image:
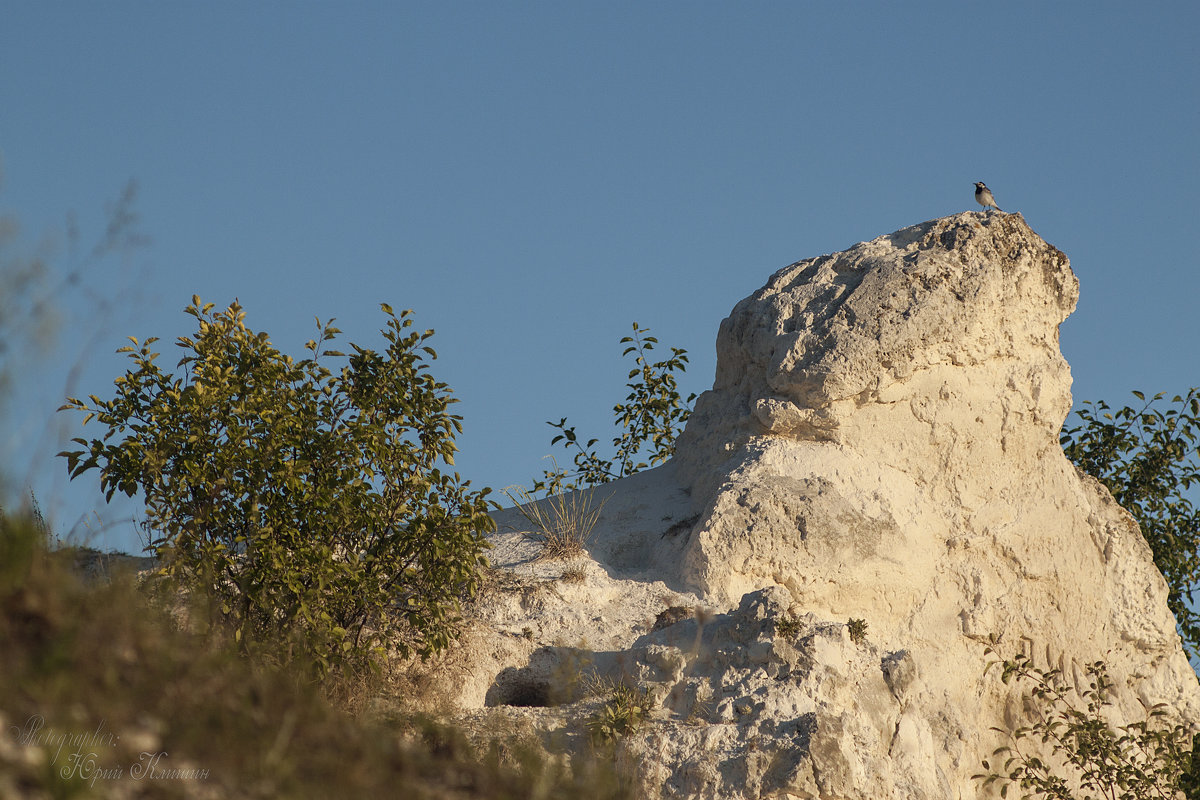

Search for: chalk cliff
xmin=410 ymin=211 xmax=1200 ymax=799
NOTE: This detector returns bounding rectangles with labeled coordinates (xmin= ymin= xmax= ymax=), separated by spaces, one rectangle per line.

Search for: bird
xmin=974 ymin=182 xmax=1002 ymax=212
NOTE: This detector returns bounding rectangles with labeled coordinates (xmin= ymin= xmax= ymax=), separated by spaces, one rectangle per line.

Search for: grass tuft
xmin=505 ymin=486 xmax=609 ymax=560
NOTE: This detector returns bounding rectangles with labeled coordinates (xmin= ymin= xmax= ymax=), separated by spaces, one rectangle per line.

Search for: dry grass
xmin=560 ymin=563 xmax=588 ymax=583
xmin=0 ymin=511 xmax=631 ymax=799
xmin=504 ymin=486 xmax=609 ymax=560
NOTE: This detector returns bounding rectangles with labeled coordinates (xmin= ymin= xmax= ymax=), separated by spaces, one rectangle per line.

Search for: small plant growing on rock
xmin=534 ymin=323 xmax=696 ymax=494
xmin=686 ymin=683 xmax=714 ymax=726
xmin=585 ymin=677 xmax=655 ymax=744
xmin=847 ymin=618 xmax=868 ymax=644
xmin=560 ymin=563 xmax=587 ymax=583
xmin=774 ymin=613 xmax=803 ymax=640
xmin=505 ymin=480 xmax=608 ymax=560
xmin=974 ymin=648 xmax=1194 ymax=799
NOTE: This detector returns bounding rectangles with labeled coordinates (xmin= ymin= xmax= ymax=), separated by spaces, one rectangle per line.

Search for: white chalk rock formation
xmin=642 ymin=210 xmax=1200 ymax=796
xmin=416 ymin=211 xmax=1199 ymax=800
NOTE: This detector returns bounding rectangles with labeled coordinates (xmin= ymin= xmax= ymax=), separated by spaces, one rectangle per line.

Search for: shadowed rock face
xmin=434 ymin=212 xmax=1199 ymax=800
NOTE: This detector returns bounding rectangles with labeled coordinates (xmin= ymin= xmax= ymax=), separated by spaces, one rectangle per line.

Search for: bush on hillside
xmin=0 ymin=510 xmax=629 ymax=799
xmin=60 ymin=297 xmax=494 ymax=676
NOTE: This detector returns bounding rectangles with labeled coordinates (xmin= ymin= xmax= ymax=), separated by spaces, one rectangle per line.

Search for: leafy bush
xmin=975 ymin=648 xmax=1194 ymax=799
xmin=60 ymin=297 xmax=494 ymax=676
xmin=1061 ymin=389 xmax=1200 ymax=661
xmin=535 ymin=323 xmax=695 ymax=494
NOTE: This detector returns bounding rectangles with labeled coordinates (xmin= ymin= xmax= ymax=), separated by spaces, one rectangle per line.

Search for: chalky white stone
xmin=413 ymin=212 xmax=1199 ymax=799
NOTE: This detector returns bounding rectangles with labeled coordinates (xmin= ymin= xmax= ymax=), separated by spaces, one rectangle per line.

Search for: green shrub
xmin=773 ymin=613 xmax=803 ymax=641
xmin=535 ymin=323 xmax=695 ymax=494
xmin=59 ymin=297 xmax=494 ymax=676
xmin=975 ymin=647 xmax=1194 ymax=799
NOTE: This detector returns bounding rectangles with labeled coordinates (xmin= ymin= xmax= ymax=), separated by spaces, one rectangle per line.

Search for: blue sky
xmin=1 ymin=3 xmax=1197 ymax=554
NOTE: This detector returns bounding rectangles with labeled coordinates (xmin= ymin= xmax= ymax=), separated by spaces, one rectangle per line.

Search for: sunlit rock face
xmin=418 ymin=212 xmax=1199 ymax=800
xmin=650 ymin=211 xmax=1199 ymax=797
xmin=675 ymin=211 xmax=1084 ymax=612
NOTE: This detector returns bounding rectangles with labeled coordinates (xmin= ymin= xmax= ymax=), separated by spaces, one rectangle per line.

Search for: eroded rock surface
xmin=407 ymin=212 xmax=1200 ymax=799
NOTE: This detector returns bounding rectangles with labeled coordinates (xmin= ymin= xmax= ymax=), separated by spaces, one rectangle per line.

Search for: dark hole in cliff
xmin=499 ymin=680 xmax=552 ymax=708
xmin=485 ymin=666 xmax=554 ymax=708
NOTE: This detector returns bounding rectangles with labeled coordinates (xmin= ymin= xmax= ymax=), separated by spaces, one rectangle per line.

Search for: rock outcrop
xmin=407 ymin=211 xmax=1200 ymax=799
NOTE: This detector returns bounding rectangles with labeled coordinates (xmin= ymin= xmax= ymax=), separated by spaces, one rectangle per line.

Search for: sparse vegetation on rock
xmin=505 ymin=480 xmax=608 ymax=560
xmin=534 ymin=322 xmax=695 ymax=495
xmin=585 ymin=677 xmax=655 ymax=745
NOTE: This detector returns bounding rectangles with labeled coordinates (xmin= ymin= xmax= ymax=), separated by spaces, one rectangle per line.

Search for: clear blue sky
xmin=2 ymin=3 xmax=1197 ymax=554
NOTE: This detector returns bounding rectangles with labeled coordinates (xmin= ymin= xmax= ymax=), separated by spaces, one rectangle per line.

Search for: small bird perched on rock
xmin=974 ymin=182 xmax=1002 ymax=212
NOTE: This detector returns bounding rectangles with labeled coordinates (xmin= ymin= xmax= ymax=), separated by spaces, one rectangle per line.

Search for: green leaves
xmin=58 ymin=297 xmax=494 ymax=678
xmin=535 ymin=322 xmax=696 ymax=495
xmin=1061 ymin=388 xmax=1200 ymax=663
xmin=585 ymin=678 xmax=655 ymax=745
xmin=975 ymin=648 xmax=1194 ymax=799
